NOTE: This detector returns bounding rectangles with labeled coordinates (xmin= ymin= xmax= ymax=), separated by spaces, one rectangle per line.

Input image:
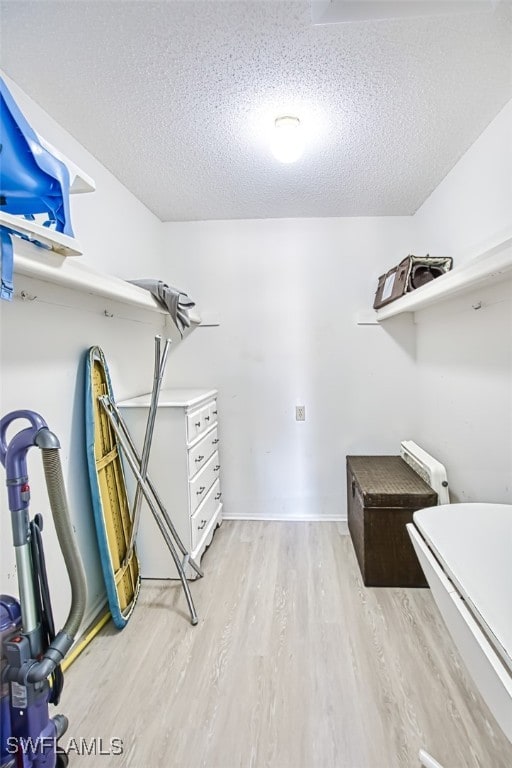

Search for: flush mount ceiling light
xmin=271 ymin=116 xmax=305 ymax=164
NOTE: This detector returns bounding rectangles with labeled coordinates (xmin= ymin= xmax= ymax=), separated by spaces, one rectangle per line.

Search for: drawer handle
xmin=196 ymin=486 xmax=206 ymax=495
xmin=351 ymin=479 xmax=356 ymax=497
xmin=205 ymin=415 xmax=210 ymax=421
xmin=195 ymin=455 xmax=205 ymax=463
xmin=195 ymin=421 xmax=201 ymax=428
xmin=215 ymin=492 xmax=222 ymax=501
xmin=214 ymin=465 xmax=220 ymax=472
xmin=198 ymin=519 xmax=207 ymax=530
xmin=213 ymin=410 xmax=218 ymax=415
xmin=212 ymin=438 xmax=219 ymax=445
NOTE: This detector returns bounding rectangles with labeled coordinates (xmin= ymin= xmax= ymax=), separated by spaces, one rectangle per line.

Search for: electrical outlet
xmin=295 ymin=405 xmax=306 ymax=421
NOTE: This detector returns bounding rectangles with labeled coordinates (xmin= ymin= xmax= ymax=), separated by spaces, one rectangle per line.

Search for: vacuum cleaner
xmin=0 ymin=410 xmax=87 ymax=767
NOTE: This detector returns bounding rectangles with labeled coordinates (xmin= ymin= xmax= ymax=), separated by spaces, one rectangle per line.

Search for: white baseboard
xmin=81 ymin=594 xmax=108 ymax=635
xmin=223 ymin=513 xmax=347 ymax=523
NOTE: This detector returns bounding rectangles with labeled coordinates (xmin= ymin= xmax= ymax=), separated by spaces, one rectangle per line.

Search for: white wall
xmin=412 ymin=281 xmax=512 ymax=503
xmin=414 ymin=98 xmax=512 ymax=261
xmin=0 ymin=75 xmax=164 ymax=632
xmin=159 ymin=217 xmax=418 ymax=520
xmin=410 ymin=98 xmax=512 ymax=503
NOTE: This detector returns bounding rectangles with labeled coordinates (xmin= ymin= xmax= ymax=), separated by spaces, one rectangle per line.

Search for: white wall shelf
xmin=36 ymin=133 xmax=96 ymax=194
xmin=11 ymin=238 xmax=205 ymax=330
xmin=12 ymin=238 xmax=167 ymax=314
xmin=198 ymin=311 xmax=220 ymax=327
xmin=355 ymin=309 xmax=380 ymax=325
xmin=375 ymin=236 xmax=512 ymax=321
xmin=1 ymin=212 xmax=84 ymax=257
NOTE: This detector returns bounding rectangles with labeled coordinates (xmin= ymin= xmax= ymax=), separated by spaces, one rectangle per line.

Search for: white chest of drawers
xmin=118 ymin=388 xmax=223 ymax=579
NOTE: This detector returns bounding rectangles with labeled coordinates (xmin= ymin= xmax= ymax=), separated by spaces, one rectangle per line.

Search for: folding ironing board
xmin=408 ymin=503 xmax=512 ymax=747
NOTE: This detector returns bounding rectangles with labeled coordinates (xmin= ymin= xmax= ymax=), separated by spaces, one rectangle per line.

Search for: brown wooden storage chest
xmin=346 ymin=455 xmax=437 ymax=587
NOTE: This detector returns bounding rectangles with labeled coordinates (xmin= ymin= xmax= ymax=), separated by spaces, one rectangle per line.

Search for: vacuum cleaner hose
xmin=26 ymin=447 xmax=87 ymax=682
xmin=41 ymin=447 xmax=87 ymax=639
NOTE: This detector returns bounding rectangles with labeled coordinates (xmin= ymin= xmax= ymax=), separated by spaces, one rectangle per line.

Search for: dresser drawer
xmin=208 ymin=399 xmax=219 ymax=426
xmin=188 ymin=426 xmax=218 ymax=478
xmin=190 ymin=479 xmax=222 ymax=550
xmin=189 ymin=450 xmax=221 ymax=514
xmin=186 ymin=404 xmax=209 ymax=443
xmin=202 ymin=402 xmax=215 ymax=431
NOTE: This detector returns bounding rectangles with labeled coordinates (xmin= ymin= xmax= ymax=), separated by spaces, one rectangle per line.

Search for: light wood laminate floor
xmin=63 ymin=521 xmax=512 ymax=767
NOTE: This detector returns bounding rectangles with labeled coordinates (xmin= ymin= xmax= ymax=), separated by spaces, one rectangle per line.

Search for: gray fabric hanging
xmin=128 ymin=278 xmax=196 ymax=336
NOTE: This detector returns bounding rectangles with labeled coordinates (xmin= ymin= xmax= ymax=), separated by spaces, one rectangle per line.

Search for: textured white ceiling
xmin=1 ymin=1 xmax=511 ymax=222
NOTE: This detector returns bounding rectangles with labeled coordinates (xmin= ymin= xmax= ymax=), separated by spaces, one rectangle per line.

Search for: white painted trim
xmin=222 ymin=513 xmax=346 ymax=523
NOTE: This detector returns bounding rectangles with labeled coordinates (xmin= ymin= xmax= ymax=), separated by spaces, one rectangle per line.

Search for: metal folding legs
xmin=99 ymin=395 xmax=202 ymax=626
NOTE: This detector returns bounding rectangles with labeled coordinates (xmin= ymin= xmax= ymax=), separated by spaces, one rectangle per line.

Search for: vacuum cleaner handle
xmin=0 ymin=410 xmax=52 ymax=511
xmin=0 ymin=409 xmax=49 ymax=466
xmin=0 ymin=410 xmax=49 ymax=463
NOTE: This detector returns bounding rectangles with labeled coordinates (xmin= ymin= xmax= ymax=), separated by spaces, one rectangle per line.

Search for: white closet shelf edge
xmin=12 ymin=239 xmax=166 ymax=314
xmin=375 ymin=235 xmax=512 ymax=321
xmin=1 ymin=212 xmax=83 ymax=257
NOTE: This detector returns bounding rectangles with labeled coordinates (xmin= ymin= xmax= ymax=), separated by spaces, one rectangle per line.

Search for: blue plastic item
xmin=0 ymin=77 xmax=73 ymax=237
xmin=0 ymin=77 xmax=76 ymax=302
xmin=0 ymin=230 xmax=13 ymax=301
